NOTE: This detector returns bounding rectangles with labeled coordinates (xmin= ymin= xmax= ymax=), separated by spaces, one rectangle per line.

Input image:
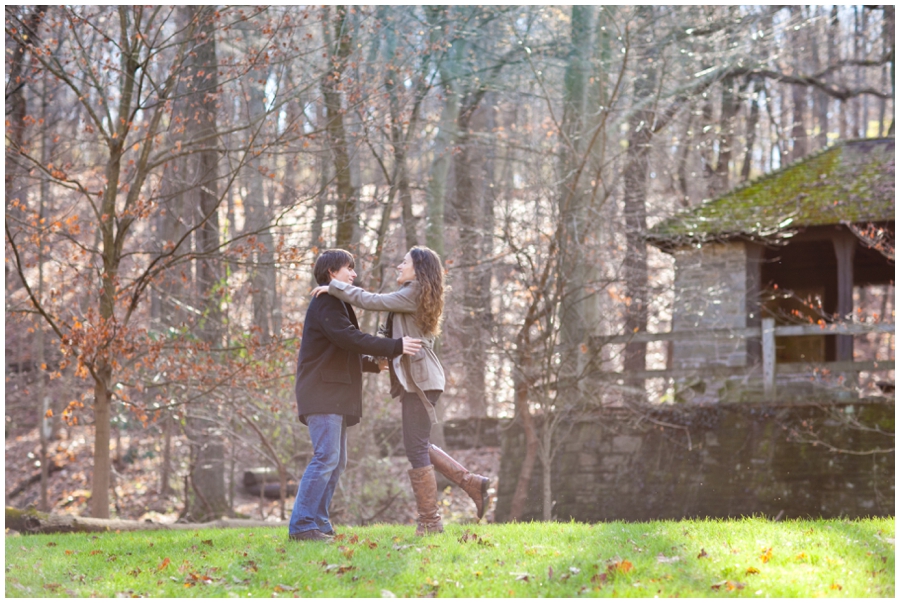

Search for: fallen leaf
xmin=656 ymin=553 xmax=680 ymax=563
xmin=339 ymin=546 xmax=355 ymax=560
xmin=726 ymin=580 xmax=745 ymax=591
xmin=746 ymin=567 xmax=760 ymax=575
xmin=46 ymin=542 xmax=57 ymax=547
xmin=64 ymin=550 xmax=74 ymax=556
xmin=568 ymin=567 xmax=581 ymax=575
xmin=349 ymin=534 xmax=359 ymax=544
xmin=89 ymin=550 xmax=103 ymax=556
xmin=201 ymin=540 xmax=213 ymax=546
xmin=548 ymin=565 xmax=554 ymax=580
xmin=591 ymin=573 xmax=608 ymax=585
xmin=830 ymin=583 xmax=842 ymax=591
xmin=381 ymin=589 xmax=396 ymax=598
xmin=157 ymin=557 xmax=170 ymax=571
xmin=697 ymin=548 xmax=709 ymax=559
xmin=760 ymin=547 xmax=773 ymax=563
xmin=608 ymin=559 xmax=633 ymax=573
xmin=273 ymin=584 xmax=297 ymax=593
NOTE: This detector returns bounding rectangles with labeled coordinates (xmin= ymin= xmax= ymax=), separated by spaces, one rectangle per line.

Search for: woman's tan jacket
xmin=327 ymin=279 xmax=445 ymax=393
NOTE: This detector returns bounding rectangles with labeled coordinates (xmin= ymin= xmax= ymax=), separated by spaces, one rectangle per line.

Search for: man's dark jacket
xmin=294 ymin=293 xmax=402 ymax=426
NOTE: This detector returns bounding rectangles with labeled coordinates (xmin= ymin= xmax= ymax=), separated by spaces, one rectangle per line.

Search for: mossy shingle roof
xmin=648 ymin=138 xmax=895 ymax=249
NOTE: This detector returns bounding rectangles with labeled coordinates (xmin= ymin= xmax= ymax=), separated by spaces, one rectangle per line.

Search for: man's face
xmin=330 ymin=264 xmax=356 ymax=285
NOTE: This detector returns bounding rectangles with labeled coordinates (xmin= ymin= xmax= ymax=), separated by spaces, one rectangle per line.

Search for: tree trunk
xmin=812 ymin=6 xmax=829 ymax=150
xmin=90 ymin=366 xmax=112 ymax=518
xmin=711 ymin=75 xmax=739 ymax=196
xmin=853 ymin=7 xmax=863 ymax=138
xmin=383 ymin=20 xmax=418 ymax=251
xmin=454 ymin=100 xmax=493 ymax=417
xmin=507 ymin=350 xmax=539 ymax=521
xmin=321 ymin=5 xmax=358 ymax=250
xmin=182 ymin=5 xmax=229 ymax=522
xmin=622 ymin=6 xmax=656 ymax=391
xmin=310 ymin=106 xmax=330 ymax=254
xmin=37 ymin=64 xmax=53 ymax=512
xmin=540 ymin=427 xmax=553 ymax=521
xmin=244 ymin=63 xmax=277 ymax=343
xmin=711 ymin=9 xmax=740 ymax=195
xmin=860 ymin=8 xmax=869 ymax=137
xmin=881 ymin=6 xmax=894 ymax=135
xmin=741 ymin=79 xmax=763 ymax=181
xmin=676 ymin=114 xmax=693 ymax=204
xmin=789 ymin=11 xmax=807 ymax=161
xmin=160 ymin=411 xmax=173 ymax=497
xmin=5 ymin=7 xmax=46 ymax=328
xmin=424 ymin=6 xmax=462 ymax=258
xmin=558 ymin=5 xmax=599 ymax=402
xmin=91 ymin=35 xmax=129 ymax=514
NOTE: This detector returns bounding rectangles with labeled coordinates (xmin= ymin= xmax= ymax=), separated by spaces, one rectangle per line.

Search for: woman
xmin=312 ymin=246 xmax=490 ymax=535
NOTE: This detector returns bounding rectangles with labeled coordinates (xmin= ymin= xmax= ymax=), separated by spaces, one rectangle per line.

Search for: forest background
xmin=5 ymin=5 xmax=894 ymax=524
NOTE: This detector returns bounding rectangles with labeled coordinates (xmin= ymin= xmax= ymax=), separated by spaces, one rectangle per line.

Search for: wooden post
xmin=762 ymin=318 xmax=776 ymax=398
xmin=833 ymin=232 xmax=856 ymax=362
xmin=745 ymin=243 xmax=764 ymax=365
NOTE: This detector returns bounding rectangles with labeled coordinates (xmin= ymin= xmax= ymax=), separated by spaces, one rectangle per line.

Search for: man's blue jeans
xmin=289 ymin=413 xmax=347 ymax=535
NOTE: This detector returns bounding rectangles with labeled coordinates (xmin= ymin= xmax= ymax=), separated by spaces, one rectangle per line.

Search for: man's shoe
xmin=289 ymin=529 xmax=333 ymax=542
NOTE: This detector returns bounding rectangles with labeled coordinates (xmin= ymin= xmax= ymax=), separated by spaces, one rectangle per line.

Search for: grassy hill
xmin=5 ymin=516 xmax=893 ymax=597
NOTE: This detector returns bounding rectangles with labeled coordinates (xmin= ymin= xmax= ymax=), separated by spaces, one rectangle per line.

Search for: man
xmin=289 ymin=249 xmax=421 ymax=542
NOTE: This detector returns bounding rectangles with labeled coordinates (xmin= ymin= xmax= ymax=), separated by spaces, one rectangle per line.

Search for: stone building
xmin=647 ymin=137 xmax=894 ymax=403
xmin=494 ymin=138 xmax=895 ymax=523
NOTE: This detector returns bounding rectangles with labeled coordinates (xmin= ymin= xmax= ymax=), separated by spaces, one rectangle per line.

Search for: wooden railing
xmin=595 ymin=321 xmax=894 ymax=396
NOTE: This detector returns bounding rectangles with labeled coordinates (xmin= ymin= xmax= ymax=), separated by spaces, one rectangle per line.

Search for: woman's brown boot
xmin=408 ymin=465 xmax=443 ymax=536
xmin=428 ymin=444 xmax=491 ymax=519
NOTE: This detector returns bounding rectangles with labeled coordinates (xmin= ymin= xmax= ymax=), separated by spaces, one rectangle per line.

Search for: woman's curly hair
xmin=409 ymin=246 xmax=444 ymax=337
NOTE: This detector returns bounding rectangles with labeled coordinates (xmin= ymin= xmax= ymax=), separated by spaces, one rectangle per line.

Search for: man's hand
xmin=311 ymin=285 xmax=330 ymax=297
xmin=401 ymin=336 xmax=423 ymax=355
xmin=377 ymin=357 xmax=389 ymax=371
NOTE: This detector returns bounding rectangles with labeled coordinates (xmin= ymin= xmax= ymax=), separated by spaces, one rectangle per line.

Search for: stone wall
xmin=494 ymin=401 xmax=894 ymax=522
xmin=374 ymin=417 xmax=505 ymax=457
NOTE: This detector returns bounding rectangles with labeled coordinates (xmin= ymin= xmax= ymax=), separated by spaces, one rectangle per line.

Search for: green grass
xmin=5 ymin=517 xmax=894 ymax=597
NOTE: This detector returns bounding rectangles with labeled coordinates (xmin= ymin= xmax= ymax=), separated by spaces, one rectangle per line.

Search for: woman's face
xmin=396 ymin=252 xmax=416 ymax=284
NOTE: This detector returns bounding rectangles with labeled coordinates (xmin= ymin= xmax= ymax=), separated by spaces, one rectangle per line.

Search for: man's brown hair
xmin=313 ymin=249 xmax=355 ymax=285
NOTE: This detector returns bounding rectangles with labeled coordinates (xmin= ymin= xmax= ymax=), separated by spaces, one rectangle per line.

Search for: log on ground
xmin=5 ymin=506 xmax=287 ymax=534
